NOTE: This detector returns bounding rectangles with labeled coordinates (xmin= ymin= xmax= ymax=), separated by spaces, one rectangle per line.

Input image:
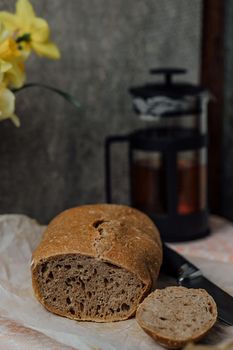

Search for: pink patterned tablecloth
xmin=170 ymin=215 xmax=233 ymax=263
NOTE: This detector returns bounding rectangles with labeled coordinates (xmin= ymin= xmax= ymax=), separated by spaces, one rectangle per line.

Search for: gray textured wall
xmin=0 ymin=0 xmax=202 ymax=223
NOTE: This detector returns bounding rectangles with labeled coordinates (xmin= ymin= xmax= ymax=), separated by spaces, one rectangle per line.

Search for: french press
xmin=105 ymin=68 xmax=210 ymax=242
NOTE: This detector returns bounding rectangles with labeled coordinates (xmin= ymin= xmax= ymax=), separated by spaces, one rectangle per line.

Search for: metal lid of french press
xmin=129 ymin=68 xmax=208 ymax=117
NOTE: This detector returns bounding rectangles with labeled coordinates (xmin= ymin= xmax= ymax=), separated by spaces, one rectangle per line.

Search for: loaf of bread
xmin=31 ymin=204 xmax=162 ymax=322
xmin=136 ymin=286 xmax=217 ymax=349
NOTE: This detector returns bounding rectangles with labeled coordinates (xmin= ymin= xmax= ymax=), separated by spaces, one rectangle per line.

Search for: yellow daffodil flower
xmin=0 ymin=43 xmax=20 ymax=126
xmin=4 ymin=56 xmax=25 ymax=89
xmin=0 ymin=58 xmax=12 ymax=81
xmin=0 ymin=36 xmax=20 ymax=60
xmin=0 ymin=22 xmax=25 ymax=88
xmin=0 ymin=84 xmax=20 ymax=126
xmin=0 ymin=1 xmax=61 ymax=127
xmin=0 ymin=0 xmax=60 ymax=59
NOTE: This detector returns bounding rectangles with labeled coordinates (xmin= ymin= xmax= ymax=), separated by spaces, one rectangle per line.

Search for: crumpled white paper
xmin=0 ymin=214 xmax=233 ymax=350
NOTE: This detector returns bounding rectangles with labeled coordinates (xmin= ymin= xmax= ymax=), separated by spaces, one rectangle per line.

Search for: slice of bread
xmin=136 ymin=286 xmax=217 ymax=349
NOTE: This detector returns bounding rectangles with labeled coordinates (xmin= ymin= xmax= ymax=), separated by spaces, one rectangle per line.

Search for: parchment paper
xmin=0 ymin=214 xmax=233 ymax=350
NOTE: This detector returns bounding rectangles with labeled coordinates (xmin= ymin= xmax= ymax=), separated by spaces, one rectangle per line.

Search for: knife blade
xmin=162 ymin=243 xmax=233 ymax=325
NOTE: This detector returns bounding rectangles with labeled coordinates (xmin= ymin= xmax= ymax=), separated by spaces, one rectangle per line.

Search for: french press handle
xmin=105 ymin=135 xmax=130 ymax=203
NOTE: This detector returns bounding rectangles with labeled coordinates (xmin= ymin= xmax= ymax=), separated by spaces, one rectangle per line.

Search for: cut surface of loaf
xmin=31 ymin=204 xmax=162 ymax=322
xmin=35 ymin=254 xmax=145 ymax=321
xmin=136 ymin=286 xmax=217 ymax=349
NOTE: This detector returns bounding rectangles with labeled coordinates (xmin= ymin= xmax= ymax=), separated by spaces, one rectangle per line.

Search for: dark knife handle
xmin=162 ymin=243 xmax=200 ymax=280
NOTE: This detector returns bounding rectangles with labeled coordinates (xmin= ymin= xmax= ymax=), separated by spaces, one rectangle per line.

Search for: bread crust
xmin=136 ymin=287 xmax=218 ymax=349
xmin=31 ymin=204 xmax=162 ymax=320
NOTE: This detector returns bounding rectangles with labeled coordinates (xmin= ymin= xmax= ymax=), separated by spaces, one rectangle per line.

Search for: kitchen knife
xmin=162 ymin=243 xmax=233 ymax=326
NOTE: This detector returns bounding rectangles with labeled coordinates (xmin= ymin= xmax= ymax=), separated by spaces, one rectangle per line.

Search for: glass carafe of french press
xmin=105 ymin=68 xmax=210 ymax=242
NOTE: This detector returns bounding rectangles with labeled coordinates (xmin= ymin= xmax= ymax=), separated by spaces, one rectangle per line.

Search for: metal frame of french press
xmin=105 ymin=121 xmax=209 ymax=242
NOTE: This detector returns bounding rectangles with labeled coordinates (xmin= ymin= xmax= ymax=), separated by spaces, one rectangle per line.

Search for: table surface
xmin=170 ymin=215 xmax=233 ymax=264
xmin=0 ymin=214 xmax=233 ymax=350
